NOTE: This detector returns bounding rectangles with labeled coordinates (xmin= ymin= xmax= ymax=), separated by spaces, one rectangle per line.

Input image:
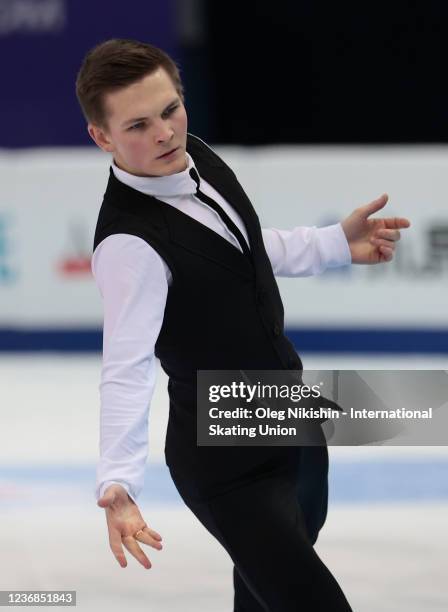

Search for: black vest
xmin=93 ymin=133 xmax=307 ymax=498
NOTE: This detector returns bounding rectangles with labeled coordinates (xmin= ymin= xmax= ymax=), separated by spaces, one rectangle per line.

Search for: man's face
xmin=88 ymin=67 xmax=188 ymax=177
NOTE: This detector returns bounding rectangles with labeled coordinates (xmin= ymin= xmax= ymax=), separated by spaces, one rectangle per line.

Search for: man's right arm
xmin=91 ymin=233 xmax=170 ymax=504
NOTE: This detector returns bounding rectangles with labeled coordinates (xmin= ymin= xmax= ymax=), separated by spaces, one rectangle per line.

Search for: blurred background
xmin=1 ymin=1 xmax=447 ymax=610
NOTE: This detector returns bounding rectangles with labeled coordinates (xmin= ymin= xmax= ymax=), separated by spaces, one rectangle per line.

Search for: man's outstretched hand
xmin=341 ymin=194 xmax=411 ymax=264
xmin=97 ymin=484 xmax=163 ymax=569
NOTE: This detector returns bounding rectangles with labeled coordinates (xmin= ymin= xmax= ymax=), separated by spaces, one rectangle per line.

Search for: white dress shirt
xmin=92 ymin=151 xmax=352 ymax=503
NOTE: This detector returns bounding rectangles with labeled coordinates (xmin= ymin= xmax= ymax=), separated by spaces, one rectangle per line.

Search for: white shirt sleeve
xmin=262 ymin=223 xmax=352 ymax=277
xmin=91 ymin=233 xmax=169 ymax=504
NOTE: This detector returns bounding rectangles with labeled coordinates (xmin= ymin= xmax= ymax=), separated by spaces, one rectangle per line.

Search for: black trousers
xmin=169 ymin=446 xmax=353 ymax=611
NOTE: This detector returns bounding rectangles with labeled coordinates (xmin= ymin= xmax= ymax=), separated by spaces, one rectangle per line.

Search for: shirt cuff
xmin=96 ymin=480 xmax=138 ymax=505
xmin=315 ymin=223 xmax=352 ymax=269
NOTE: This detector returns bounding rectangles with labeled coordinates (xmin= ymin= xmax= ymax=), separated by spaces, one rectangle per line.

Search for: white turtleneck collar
xmin=111 ymin=152 xmax=198 ymax=197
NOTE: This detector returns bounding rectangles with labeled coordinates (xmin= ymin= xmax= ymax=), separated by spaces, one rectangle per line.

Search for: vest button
xmin=273 ymin=323 xmax=281 ymax=336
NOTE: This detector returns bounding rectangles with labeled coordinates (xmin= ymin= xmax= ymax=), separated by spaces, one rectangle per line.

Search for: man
xmin=76 ymin=38 xmax=409 ymax=611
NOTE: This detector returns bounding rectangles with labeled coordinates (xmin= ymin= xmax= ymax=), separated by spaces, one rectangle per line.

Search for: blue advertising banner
xmin=0 ymin=0 xmax=177 ymax=147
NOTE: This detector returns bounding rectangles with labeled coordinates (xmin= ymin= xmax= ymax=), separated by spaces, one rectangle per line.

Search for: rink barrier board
xmin=0 ymin=327 xmax=447 ymax=353
xmin=1 ymin=461 xmax=448 ymax=506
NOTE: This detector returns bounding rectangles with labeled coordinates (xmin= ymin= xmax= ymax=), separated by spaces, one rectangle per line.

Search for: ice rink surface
xmin=1 ymin=353 xmax=447 ymax=611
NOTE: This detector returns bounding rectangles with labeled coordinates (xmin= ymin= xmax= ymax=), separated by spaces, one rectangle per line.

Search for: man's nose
xmin=154 ymin=121 xmax=173 ymax=143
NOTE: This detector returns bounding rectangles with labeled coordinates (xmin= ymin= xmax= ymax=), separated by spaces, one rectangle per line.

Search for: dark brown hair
xmin=75 ymin=38 xmax=184 ymax=128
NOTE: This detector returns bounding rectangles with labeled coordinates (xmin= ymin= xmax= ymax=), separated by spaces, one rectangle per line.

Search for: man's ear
xmin=87 ymin=123 xmax=114 ymax=153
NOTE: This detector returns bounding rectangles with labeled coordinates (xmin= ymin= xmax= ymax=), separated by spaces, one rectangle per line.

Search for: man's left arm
xmin=262 ymin=223 xmax=351 ymax=277
xmin=262 ymin=193 xmax=410 ymax=276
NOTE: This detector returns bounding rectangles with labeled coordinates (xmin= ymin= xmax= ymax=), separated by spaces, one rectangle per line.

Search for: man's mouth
xmin=157 ymin=147 xmax=178 ymax=159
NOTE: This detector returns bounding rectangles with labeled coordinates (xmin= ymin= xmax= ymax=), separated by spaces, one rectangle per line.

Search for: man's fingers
xmin=383 ymin=216 xmax=411 ymax=229
xmin=372 ymin=229 xmax=401 ymax=242
xmin=137 ymin=529 xmax=164 ymax=550
xmin=360 ymin=193 xmax=389 ymax=217
xmin=144 ymin=526 xmax=163 ymax=541
xmin=109 ymin=528 xmax=128 ymax=568
xmin=97 ymin=490 xmax=116 ymax=508
xmin=122 ymin=536 xmax=152 ymax=569
xmin=359 ymin=197 xmax=411 ymax=230
xmin=371 ymin=238 xmax=396 ymax=250
xmin=379 ymin=245 xmax=394 ymax=261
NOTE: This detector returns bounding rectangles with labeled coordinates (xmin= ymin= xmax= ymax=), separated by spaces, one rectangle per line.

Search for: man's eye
xmin=162 ymin=105 xmax=179 ymax=118
xmin=128 ymin=122 xmax=145 ymax=131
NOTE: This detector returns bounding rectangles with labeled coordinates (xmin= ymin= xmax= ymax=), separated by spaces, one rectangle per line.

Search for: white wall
xmin=0 ymin=145 xmax=446 ymax=328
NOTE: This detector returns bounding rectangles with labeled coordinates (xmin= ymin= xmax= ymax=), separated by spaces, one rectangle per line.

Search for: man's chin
xmin=158 ymin=152 xmax=188 ymax=175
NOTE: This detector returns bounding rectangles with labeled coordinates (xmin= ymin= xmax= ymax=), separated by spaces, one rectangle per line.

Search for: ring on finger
xmin=133 ymin=524 xmax=148 ymax=539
